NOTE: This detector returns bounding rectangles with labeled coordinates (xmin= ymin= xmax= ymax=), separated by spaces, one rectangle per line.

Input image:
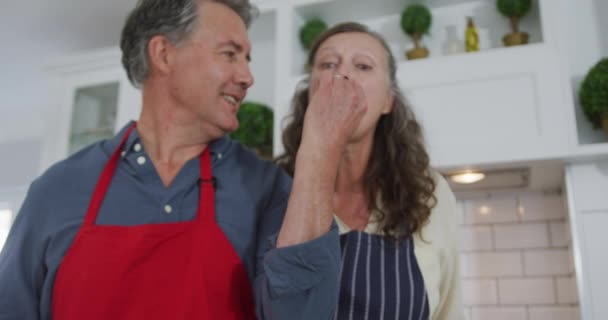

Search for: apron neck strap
xmin=83 ymin=123 xmax=136 ymax=227
xmin=197 ymin=147 xmax=215 ymax=222
xmin=82 ymin=122 xmax=217 ymax=227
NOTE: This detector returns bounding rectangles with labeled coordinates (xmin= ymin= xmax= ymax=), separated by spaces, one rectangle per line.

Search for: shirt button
xmin=217 ymin=153 xmax=223 ymax=160
xmin=133 ymin=143 xmax=142 ymax=152
xmin=164 ymin=205 xmax=173 ymax=214
xmin=137 ymin=156 xmax=146 ymax=165
xmin=121 ymin=151 xmax=126 ymax=157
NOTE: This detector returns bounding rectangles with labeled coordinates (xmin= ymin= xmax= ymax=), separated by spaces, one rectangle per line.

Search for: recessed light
xmin=450 ymin=171 xmax=486 ymax=184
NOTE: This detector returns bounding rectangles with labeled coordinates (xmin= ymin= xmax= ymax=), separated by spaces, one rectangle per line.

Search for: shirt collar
xmin=102 ymin=121 xmax=234 ymax=161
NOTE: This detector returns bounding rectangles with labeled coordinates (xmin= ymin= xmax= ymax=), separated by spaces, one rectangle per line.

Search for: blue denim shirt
xmin=0 ymin=122 xmax=340 ymax=320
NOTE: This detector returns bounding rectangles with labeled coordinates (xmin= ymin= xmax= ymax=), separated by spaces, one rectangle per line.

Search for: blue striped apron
xmin=335 ymin=231 xmax=430 ymax=320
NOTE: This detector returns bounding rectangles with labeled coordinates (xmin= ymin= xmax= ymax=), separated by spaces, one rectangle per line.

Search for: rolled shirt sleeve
xmin=253 ymin=169 xmax=341 ymax=320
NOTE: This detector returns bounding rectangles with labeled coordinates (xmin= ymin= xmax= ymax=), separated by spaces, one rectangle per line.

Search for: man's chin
xmin=223 ymin=120 xmax=240 ymax=134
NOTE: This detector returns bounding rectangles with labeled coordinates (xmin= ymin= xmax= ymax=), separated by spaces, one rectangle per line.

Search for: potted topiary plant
xmin=230 ymin=101 xmax=274 ymax=159
xmin=400 ymin=4 xmax=432 ymax=60
xmin=299 ymin=18 xmax=328 ymax=50
xmin=579 ymin=58 xmax=608 ymax=135
xmin=496 ymin=0 xmax=532 ymax=46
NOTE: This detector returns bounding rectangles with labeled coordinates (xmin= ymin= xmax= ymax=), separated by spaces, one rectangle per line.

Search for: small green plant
xmin=579 ymin=58 xmax=608 ymax=128
xmin=496 ymin=0 xmax=532 ymax=34
xmin=400 ymin=4 xmax=432 ymax=50
xmin=230 ymin=101 xmax=274 ymax=158
xmin=300 ymin=18 xmax=328 ymax=50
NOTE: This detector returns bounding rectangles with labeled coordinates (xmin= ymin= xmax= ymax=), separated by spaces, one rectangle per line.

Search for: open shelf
xmin=567 ymin=76 xmax=608 ymax=158
xmin=290 ymin=0 xmax=544 ymax=79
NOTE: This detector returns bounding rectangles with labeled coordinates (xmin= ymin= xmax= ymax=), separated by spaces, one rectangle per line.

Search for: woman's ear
xmin=382 ymin=92 xmax=395 ymax=114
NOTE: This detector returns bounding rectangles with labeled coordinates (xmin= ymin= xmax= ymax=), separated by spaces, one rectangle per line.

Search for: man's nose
xmin=236 ymin=62 xmax=254 ymax=89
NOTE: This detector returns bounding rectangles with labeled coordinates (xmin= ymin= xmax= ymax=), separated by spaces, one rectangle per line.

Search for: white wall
xmin=558 ymin=0 xmax=603 ymax=77
xmin=0 ymin=0 xmax=134 ymax=171
xmin=593 ymin=0 xmax=608 ymax=57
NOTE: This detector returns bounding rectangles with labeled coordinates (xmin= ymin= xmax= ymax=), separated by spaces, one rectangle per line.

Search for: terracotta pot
xmin=502 ymin=32 xmax=529 ymax=46
xmin=406 ymin=47 xmax=429 ymax=60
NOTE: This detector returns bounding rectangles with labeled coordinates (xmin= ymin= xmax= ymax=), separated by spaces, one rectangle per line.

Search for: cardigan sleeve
xmin=430 ymin=172 xmax=465 ymax=320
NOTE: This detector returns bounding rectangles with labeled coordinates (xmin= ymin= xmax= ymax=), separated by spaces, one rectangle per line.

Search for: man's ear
xmin=147 ymin=35 xmax=174 ymax=76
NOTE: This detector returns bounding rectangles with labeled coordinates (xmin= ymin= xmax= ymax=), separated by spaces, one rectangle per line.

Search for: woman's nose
xmin=335 ymin=65 xmax=352 ymax=79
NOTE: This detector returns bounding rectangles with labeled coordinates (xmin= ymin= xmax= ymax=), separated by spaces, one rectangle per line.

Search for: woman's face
xmin=309 ymin=32 xmax=394 ymax=143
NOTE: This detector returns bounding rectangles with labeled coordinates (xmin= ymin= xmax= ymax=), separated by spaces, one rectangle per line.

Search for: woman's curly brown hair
xmin=275 ymin=22 xmax=437 ymax=241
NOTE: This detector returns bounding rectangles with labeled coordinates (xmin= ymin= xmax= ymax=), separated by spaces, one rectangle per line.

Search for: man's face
xmin=167 ymin=1 xmax=253 ymax=139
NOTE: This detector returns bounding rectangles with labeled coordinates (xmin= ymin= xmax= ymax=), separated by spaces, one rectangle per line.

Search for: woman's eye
xmin=319 ymin=62 xmax=337 ymax=69
xmin=357 ymin=64 xmax=372 ymax=71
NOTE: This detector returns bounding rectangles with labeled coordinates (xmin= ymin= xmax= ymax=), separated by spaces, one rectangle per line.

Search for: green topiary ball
xmin=579 ymin=58 xmax=608 ymax=128
xmin=496 ymin=0 xmax=532 ymax=18
xmin=230 ymin=101 xmax=274 ymax=158
xmin=300 ymin=18 xmax=328 ymax=50
xmin=400 ymin=4 xmax=432 ymax=37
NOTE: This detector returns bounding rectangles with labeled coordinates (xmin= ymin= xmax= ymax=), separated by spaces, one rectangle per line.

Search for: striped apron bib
xmin=335 ymin=231 xmax=430 ymax=320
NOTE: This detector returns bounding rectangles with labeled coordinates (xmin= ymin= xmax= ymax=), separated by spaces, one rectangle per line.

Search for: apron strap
xmin=82 ymin=122 xmax=216 ymax=227
xmin=83 ymin=123 xmax=136 ymax=227
xmin=198 ymin=147 xmax=215 ymax=223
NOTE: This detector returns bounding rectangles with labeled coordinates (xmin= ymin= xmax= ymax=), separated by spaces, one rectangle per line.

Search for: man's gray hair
xmin=120 ymin=0 xmax=257 ymax=88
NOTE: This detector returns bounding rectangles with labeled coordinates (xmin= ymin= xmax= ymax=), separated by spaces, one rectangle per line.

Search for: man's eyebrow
xmin=220 ymin=40 xmax=251 ymax=62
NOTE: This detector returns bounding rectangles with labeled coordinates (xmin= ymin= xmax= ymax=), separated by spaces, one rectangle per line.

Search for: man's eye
xmin=224 ymin=51 xmax=236 ymax=59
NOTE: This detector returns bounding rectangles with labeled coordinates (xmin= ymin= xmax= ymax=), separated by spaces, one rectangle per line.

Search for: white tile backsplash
xmin=498 ymin=278 xmax=556 ymax=305
xmin=494 ymin=223 xmax=550 ymax=249
xmin=518 ymin=193 xmax=566 ymax=222
xmin=464 ymin=198 xmax=519 ymax=225
xmin=557 ymin=277 xmax=579 ymax=304
xmin=524 ymin=250 xmax=572 ymax=276
xmin=461 ymin=226 xmax=493 ymax=251
xmin=462 ymin=279 xmax=498 ymax=305
xmin=550 ymin=221 xmax=571 ymax=247
xmin=461 ymin=252 xmax=523 ymax=277
xmin=528 ymin=306 xmax=581 ymax=320
xmin=471 ymin=306 xmax=527 ymax=320
xmin=457 ymin=192 xmax=578 ymax=320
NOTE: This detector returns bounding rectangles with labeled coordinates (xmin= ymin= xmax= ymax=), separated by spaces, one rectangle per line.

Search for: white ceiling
xmin=3 ymin=0 xmax=137 ymax=55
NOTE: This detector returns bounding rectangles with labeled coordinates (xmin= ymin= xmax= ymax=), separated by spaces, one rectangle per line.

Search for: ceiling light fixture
xmin=450 ymin=171 xmax=486 ymax=184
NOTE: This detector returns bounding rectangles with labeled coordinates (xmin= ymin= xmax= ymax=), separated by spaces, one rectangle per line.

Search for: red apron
xmin=52 ymin=124 xmax=256 ymax=319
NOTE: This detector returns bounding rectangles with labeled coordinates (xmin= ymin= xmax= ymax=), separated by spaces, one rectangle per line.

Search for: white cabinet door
xmin=40 ymin=63 xmax=140 ymax=172
xmin=579 ymin=212 xmax=608 ymax=320
xmin=398 ymin=44 xmax=570 ymax=168
xmin=566 ymin=160 xmax=608 ymax=320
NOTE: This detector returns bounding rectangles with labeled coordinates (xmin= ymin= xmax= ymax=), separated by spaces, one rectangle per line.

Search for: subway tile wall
xmin=457 ymin=192 xmax=580 ymax=320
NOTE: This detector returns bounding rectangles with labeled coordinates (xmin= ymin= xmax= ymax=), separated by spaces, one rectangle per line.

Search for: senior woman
xmin=276 ymin=22 xmax=464 ymax=319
